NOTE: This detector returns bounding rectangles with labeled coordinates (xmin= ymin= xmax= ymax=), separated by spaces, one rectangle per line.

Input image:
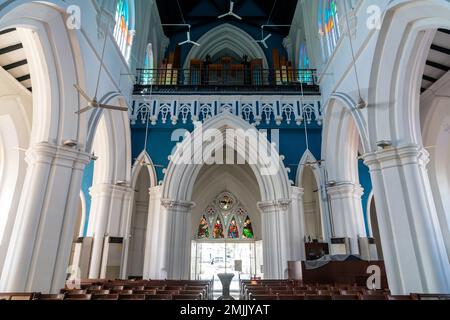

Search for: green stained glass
xmin=243 ymin=216 xmax=254 ymax=239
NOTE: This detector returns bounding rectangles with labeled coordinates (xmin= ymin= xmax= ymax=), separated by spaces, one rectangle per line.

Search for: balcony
xmin=133 ymin=68 xmax=320 ymax=95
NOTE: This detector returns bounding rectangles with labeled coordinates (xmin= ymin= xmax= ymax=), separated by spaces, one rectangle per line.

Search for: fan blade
xmin=231 ymin=13 xmax=242 ymax=20
xmin=74 ymin=84 xmax=93 ymax=103
xmin=98 ymin=103 xmax=128 ymax=112
xmin=262 ymin=41 xmax=268 ymax=49
xmin=230 ymin=1 xmax=235 ymax=12
xmin=218 ymin=13 xmax=229 ymax=19
xmin=264 ymin=34 xmax=272 ymax=41
xmin=191 ymin=41 xmax=201 ymax=47
xmin=76 ymin=105 xmax=94 ymax=114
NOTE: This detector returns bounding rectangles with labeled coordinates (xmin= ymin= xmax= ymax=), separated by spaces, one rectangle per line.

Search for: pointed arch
xmin=183 ymin=23 xmax=269 ymax=69
xmin=162 ymin=113 xmax=290 ymax=203
xmin=296 ymin=149 xmax=321 ymax=186
xmin=131 ymin=150 xmax=158 ymax=189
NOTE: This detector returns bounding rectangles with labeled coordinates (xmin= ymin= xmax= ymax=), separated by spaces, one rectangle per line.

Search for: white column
xmin=258 ymin=199 xmax=291 ymax=279
xmin=87 ymin=183 xmax=133 ymax=279
xmin=161 ymin=199 xmax=195 ymax=280
xmin=143 ymin=186 xmax=164 ymax=279
xmin=288 ymin=187 xmax=306 ymax=261
xmin=364 ymin=144 xmax=450 ymax=294
xmin=0 ymin=142 xmax=90 ymax=293
xmin=327 ymin=182 xmax=367 ymax=254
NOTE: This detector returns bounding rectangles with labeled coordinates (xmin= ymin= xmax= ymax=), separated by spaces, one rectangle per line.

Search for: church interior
xmin=0 ymin=0 xmax=450 ymax=302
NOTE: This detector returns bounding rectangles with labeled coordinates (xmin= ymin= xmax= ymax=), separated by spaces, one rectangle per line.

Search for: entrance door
xmin=192 ymin=241 xmax=262 ymax=293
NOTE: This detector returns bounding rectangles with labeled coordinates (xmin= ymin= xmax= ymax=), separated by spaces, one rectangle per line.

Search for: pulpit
xmin=217 ymin=273 xmax=235 ymax=300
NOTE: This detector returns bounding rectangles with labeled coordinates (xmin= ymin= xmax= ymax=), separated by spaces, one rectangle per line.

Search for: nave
xmin=1 ymin=0 xmax=450 ymax=306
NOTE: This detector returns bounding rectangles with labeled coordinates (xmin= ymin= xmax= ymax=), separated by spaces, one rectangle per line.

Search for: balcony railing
xmin=134 ymin=68 xmax=320 ymax=95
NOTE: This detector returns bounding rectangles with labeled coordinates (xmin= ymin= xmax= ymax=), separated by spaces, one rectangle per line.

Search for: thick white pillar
xmin=87 ymin=183 xmax=133 ymax=279
xmin=364 ymin=144 xmax=450 ymax=294
xmin=162 ymin=199 xmax=195 ymax=280
xmin=258 ymin=199 xmax=291 ymax=279
xmin=143 ymin=186 xmax=165 ymax=279
xmin=0 ymin=142 xmax=90 ymax=293
xmin=288 ymin=187 xmax=306 ymax=261
xmin=327 ymin=182 xmax=367 ymax=254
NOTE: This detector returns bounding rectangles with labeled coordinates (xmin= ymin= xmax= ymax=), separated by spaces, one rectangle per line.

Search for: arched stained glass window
xmin=298 ymin=43 xmax=313 ymax=83
xmin=142 ymin=43 xmax=154 ymax=85
xmin=228 ymin=216 xmax=239 ymax=239
xmin=213 ymin=217 xmax=225 ymax=239
xmin=243 ymin=216 xmax=254 ymax=239
xmin=318 ymin=0 xmax=341 ymax=59
xmin=114 ymin=0 xmax=135 ymax=63
xmin=196 ymin=192 xmax=256 ymax=240
xmin=198 ymin=215 xmax=210 ymax=239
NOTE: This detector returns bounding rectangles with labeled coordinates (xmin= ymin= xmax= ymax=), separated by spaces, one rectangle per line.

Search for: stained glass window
xmin=213 ymin=217 xmax=225 ymax=239
xmin=198 ymin=216 xmax=210 ymax=239
xmin=243 ymin=216 xmax=254 ymax=239
xmin=142 ymin=43 xmax=154 ymax=85
xmin=298 ymin=43 xmax=313 ymax=83
xmin=228 ymin=217 xmax=239 ymax=239
xmin=318 ymin=0 xmax=341 ymax=59
xmin=197 ymin=192 xmax=255 ymax=240
xmin=114 ymin=0 xmax=135 ymax=62
xmin=218 ymin=194 xmax=234 ymax=211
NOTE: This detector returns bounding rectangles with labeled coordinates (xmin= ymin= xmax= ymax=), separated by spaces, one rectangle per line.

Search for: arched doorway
xmin=190 ymin=164 xmax=263 ymax=293
xmin=161 ymin=113 xmax=291 ymax=280
xmin=126 ymin=167 xmax=150 ymax=279
xmin=301 ymin=166 xmax=323 ymax=243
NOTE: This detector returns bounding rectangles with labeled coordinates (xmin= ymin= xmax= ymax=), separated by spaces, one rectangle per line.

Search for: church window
xmin=243 ymin=216 xmax=254 ymax=239
xmin=114 ymin=0 xmax=135 ymax=63
xmin=318 ymin=0 xmax=341 ymax=59
xmin=142 ymin=43 xmax=154 ymax=85
xmin=197 ymin=215 xmax=210 ymax=239
xmin=213 ymin=217 xmax=225 ymax=239
xmin=228 ymin=216 xmax=239 ymax=239
xmin=196 ymin=192 xmax=255 ymax=240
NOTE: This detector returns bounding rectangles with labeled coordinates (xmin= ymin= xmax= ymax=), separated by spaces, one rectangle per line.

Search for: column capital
xmin=26 ymin=142 xmax=91 ymax=170
xmin=258 ymin=199 xmax=292 ymax=213
xmin=363 ymin=144 xmax=430 ymax=170
xmin=161 ymin=199 xmax=196 ymax=211
xmin=149 ymin=185 xmax=162 ymax=195
xmin=290 ymin=186 xmax=305 ymax=198
xmin=327 ymin=182 xmax=364 ymax=199
xmin=90 ymin=183 xmax=133 ymax=198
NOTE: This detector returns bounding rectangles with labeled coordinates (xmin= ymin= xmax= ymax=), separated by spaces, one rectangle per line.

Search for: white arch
xmin=0 ymin=2 xmax=87 ymax=146
xmin=368 ymin=0 xmax=450 ymax=147
xmin=183 ymin=23 xmax=269 ymax=69
xmin=162 ymin=112 xmax=290 ymax=202
xmin=131 ymin=151 xmax=158 ymax=190
xmin=296 ymin=150 xmax=328 ymax=239
xmin=322 ymin=96 xmax=363 ymax=182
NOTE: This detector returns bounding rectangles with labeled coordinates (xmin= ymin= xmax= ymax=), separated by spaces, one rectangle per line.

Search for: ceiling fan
xmin=256 ymin=33 xmax=272 ymax=49
xmin=179 ymin=29 xmax=200 ymax=47
xmin=74 ymin=85 xmax=128 ymax=114
xmin=74 ymin=18 xmax=128 ymax=115
xmin=218 ymin=1 xmax=242 ymax=20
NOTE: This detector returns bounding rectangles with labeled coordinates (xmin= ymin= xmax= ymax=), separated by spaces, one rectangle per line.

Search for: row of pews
xmin=0 ymin=279 xmax=213 ymax=301
xmin=240 ymin=280 xmax=450 ymax=300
